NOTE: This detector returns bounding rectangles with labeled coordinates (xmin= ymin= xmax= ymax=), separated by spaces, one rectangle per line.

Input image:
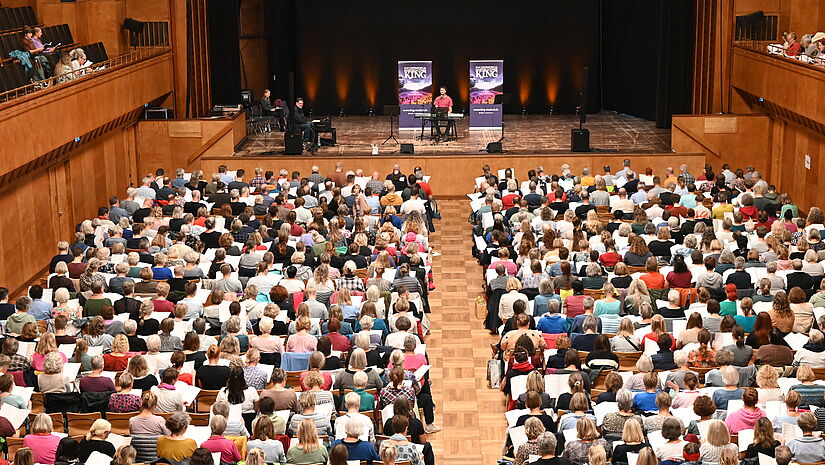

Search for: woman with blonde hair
xmin=364 ymin=285 xmax=386 ymax=319
xmin=78 ymin=419 xmax=115 ymax=461
xmin=103 ymin=334 xmax=132 ymax=371
xmin=623 ymin=279 xmax=651 ymax=315
xmin=623 ymin=355 xmax=655 ymax=391
xmin=32 ymin=332 xmax=65 ymax=371
xmin=755 ymin=364 xmax=784 ymax=404
xmin=700 ymin=419 xmax=739 ymax=463
xmin=516 ymin=370 xmax=552 ymax=409
xmin=612 ymin=420 xmax=648 ymax=464
xmin=23 ymin=414 xmax=61 ymax=464
xmin=562 ymin=417 xmax=609 ymax=464
xmin=285 ymin=418 xmax=329 ymax=464
xmin=514 ymin=417 xmax=546 ymax=465
xmin=610 ymin=317 xmax=641 ymax=352
xmin=286 ymin=317 xmax=317 ymax=353
xmin=642 ymin=314 xmax=673 ymax=349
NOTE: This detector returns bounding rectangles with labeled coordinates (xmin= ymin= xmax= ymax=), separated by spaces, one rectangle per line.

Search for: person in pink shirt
xmin=201 ymin=416 xmax=242 ymax=463
xmin=285 ymin=317 xmax=317 ymax=353
xmin=488 ymin=248 xmax=518 ymax=276
xmin=31 ymin=333 xmax=67 ymax=371
xmin=433 ymin=86 xmax=454 ymax=139
xmin=24 ymin=413 xmax=62 ymax=465
xmin=725 ymin=387 xmax=766 ymax=434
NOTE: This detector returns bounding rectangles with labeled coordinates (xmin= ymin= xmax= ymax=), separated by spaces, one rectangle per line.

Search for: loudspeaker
xmin=579 ymin=67 xmax=589 ymax=125
xmin=572 ymin=128 xmax=590 ymax=152
xmin=486 ymin=142 xmax=503 ymax=154
xmin=400 ymin=143 xmax=414 ymax=154
xmin=284 ymin=133 xmax=303 ymax=155
xmin=240 ymin=90 xmax=253 ymax=107
xmin=123 ymin=18 xmax=145 ymax=34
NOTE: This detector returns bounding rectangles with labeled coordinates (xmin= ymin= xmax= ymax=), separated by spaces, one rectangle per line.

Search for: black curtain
xmin=207 ymin=0 xmax=242 ymax=106
xmin=263 ymin=0 xmax=601 ymax=116
xmin=601 ymin=0 xmax=695 ymax=128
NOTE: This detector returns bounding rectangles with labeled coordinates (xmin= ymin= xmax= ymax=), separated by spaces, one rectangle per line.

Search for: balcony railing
xmin=0 ymin=45 xmax=170 ymax=106
xmin=734 ymin=40 xmax=825 ymax=71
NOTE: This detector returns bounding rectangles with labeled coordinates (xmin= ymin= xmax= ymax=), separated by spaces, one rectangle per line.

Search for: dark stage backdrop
xmin=264 ymin=0 xmax=602 ymax=117
xmin=207 ymin=0 xmax=242 ymax=106
xmin=601 ymin=0 xmax=695 ymax=128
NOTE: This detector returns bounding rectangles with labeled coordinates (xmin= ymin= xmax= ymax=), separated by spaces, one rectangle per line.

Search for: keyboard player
xmin=433 ymin=85 xmax=454 ymax=140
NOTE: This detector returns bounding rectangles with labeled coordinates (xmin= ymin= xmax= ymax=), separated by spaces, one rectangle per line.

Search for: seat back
xmin=106 ymin=412 xmax=133 ymax=435
xmin=190 ymin=412 xmax=210 ymax=426
xmin=6 ymin=437 xmax=24 ymax=459
xmin=616 ymin=351 xmax=643 ymax=371
xmin=195 ymin=389 xmax=220 ymax=413
xmin=67 ymin=412 xmax=102 ymax=437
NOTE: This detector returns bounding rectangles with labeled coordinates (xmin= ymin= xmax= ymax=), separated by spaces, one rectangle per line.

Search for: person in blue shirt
xmin=536 ymin=300 xmax=567 ymax=334
xmin=632 ymin=372 xmax=661 ymax=412
xmin=651 ymin=334 xmax=678 ymax=371
xmin=150 ymin=255 xmax=173 ymax=280
xmin=330 ymin=423 xmax=379 ymax=462
xmin=27 ymin=285 xmax=53 ymax=321
xmin=570 ymin=298 xmax=602 ymax=334
xmin=711 ymin=366 xmax=745 ymax=410
xmin=534 ymin=279 xmax=562 ymax=316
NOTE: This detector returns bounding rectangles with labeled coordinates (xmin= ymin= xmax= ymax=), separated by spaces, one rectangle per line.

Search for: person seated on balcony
xmin=70 ymin=47 xmax=93 ymax=73
xmin=54 ymin=53 xmax=75 ymax=84
xmin=785 ymin=32 xmax=802 ymax=56
xmin=21 ymin=26 xmax=52 ymax=81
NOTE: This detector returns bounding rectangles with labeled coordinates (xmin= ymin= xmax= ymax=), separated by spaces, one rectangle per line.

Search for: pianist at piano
xmin=291 ymin=97 xmax=313 ymax=143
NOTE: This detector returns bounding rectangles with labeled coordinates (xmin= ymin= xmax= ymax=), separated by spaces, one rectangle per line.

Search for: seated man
xmin=291 ymin=97 xmax=313 ymax=142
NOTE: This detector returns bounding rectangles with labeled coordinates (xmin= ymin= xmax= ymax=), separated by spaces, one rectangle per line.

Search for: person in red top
xmin=433 ymin=86 xmax=454 ymax=139
xmin=786 ymin=32 xmax=802 ymax=56
xmin=666 ymin=194 xmax=688 ymax=218
xmin=152 ymin=283 xmax=175 ymax=313
xmin=739 ymin=194 xmax=759 ymax=220
xmin=599 ymin=245 xmax=621 ymax=268
xmin=639 ymin=257 xmax=667 ymax=290
xmin=201 ymin=416 xmax=242 ymax=463
xmin=642 ymin=315 xmax=676 ymax=350
xmin=325 ymin=318 xmax=351 ymax=352
xmin=171 ymin=351 xmax=193 ymax=385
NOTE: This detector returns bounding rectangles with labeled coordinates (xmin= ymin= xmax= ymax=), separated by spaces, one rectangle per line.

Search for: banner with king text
xmin=469 ymin=59 xmax=504 ymax=129
xmin=398 ymin=60 xmax=433 ymax=130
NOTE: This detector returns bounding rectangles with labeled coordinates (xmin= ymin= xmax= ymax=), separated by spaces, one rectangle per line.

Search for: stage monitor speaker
xmin=400 ymin=143 xmax=414 ymax=154
xmin=486 ymin=142 xmax=503 ymax=154
xmin=284 ymin=133 xmax=303 ymax=155
xmin=572 ymin=128 xmax=590 ymax=152
xmin=123 ymin=18 xmax=145 ymax=34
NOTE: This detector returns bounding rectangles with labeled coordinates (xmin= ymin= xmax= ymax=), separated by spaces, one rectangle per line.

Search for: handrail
xmin=0 ymin=45 xmax=170 ymax=104
xmin=734 ymin=40 xmax=825 ymax=71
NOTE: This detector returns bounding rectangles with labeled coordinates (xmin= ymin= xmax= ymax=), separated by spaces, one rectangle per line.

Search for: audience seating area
xmin=0 ymin=163 xmax=438 ymax=465
xmin=470 ymin=162 xmax=825 ymax=465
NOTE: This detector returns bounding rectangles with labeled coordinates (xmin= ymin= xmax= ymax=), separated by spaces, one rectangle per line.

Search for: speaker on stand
xmin=283 ymin=71 xmax=303 ymax=155
xmin=571 ymin=67 xmax=591 ymax=152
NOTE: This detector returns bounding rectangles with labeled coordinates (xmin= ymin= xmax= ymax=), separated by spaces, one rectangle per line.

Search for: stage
xmin=234 ymin=111 xmax=672 ymax=157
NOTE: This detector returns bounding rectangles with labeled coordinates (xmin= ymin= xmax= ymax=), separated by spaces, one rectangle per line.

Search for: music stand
xmin=382 ymin=105 xmax=400 ymax=145
xmin=494 ymin=94 xmax=511 ymax=142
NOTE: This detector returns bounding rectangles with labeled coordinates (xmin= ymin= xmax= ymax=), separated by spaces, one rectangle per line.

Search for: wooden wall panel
xmin=672 ymin=114 xmax=773 ymax=178
xmin=731 ymin=48 xmax=825 ymax=123
xmin=125 ymin=0 xmax=170 ymax=21
xmin=36 ymin=0 xmax=128 ymax=54
xmin=0 ymin=53 xmax=173 ymax=177
xmin=195 ymin=153 xmax=706 ymax=199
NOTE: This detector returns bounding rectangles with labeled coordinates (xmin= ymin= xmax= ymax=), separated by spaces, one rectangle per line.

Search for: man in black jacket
xmin=292 ymin=97 xmax=312 ymax=142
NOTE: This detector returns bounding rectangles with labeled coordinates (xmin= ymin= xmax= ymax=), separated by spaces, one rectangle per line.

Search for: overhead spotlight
xmin=338 ymin=108 xmax=346 ymax=117
xmin=367 ymin=107 xmax=375 ymax=117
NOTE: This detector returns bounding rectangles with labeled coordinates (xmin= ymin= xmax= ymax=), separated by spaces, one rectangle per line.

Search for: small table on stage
xmin=414 ymin=112 xmax=464 ymax=142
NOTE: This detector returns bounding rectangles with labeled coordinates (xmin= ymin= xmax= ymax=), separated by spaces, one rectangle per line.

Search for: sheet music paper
xmin=738 ymin=429 xmax=754 ymax=452
xmin=593 ymin=402 xmax=618 ymax=426
xmin=0 ymin=403 xmax=29 ymax=430
xmin=505 ymin=409 xmax=529 ymax=428
xmin=784 ymin=333 xmax=809 ymax=351
xmin=544 ymin=374 xmax=571 ymax=400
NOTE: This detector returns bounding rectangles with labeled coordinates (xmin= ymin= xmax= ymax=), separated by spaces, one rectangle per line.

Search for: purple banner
xmin=469 ymin=60 xmax=504 ymax=129
xmin=398 ymin=61 xmax=433 ymax=129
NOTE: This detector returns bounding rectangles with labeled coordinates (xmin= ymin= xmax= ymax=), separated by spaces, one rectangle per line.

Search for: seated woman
xmin=790 ymin=365 xmax=825 ymax=409
xmin=677 ymin=312 xmax=705 ymax=349
xmin=108 ymin=373 xmax=141 ymax=413
xmin=585 ymin=334 xmax=619 ymax=370
xmin=77 ymin=419 xmax=116 ymax=462
xmin=687 ymin=329 xmax=716 ymax=368
xmin=787 ymin=413 xmax=825 ymax=463
xmin=793 ymin=329 xmax=825 ymax=368
xmin=610 ymin=318 xmax=641 ymax=352
xmin=643 ymin=391 xmax=683 ymax=433
xmin=201 ymin=416 xmax=242 ymax=464
xmin=156 ymin=413 xmax=197 ymax=462
xmin=516 ymin=371 xmax=553 ymax=410
xmin=671 ymin=372 xmax=701 ymax=409
xmin=515 ymin=391 xmax=556 ymax=432
xmin=711 ymin=366 xmax=745 ymax=410
xmin=602 ymin=389 xmax=645 ymax=438
xmin=699 ymin=419 xmax=739 ymax=464
xmin=744 ymin=417 xmax=780 ymax=459
xmin=24 ymin=413 xmax=63 ymax=465
xmin=103 ymin=334 xmax=132 ymax=372
xmin=286 ymin=418 xmax=330 ymax=465
xmin=38 ymin=352 xmax=69 ymax=393
xmin=724 ymin=387 xmax=765 ymax=434
xmin=562 ymin=417 xmax=610 ymax=464
xmin=613 ymin=419 xmax=650 ymax=465
xmin=556 ymin=372 xmax=591 ymax=412
xmin=558 ymin=392 xmax=596 ymax=431
xmin=623 ymin=355 xmax=655 ymax=391
xmin=287 ymin=391 xmax=332 ymax=437
xmin=654 ymin=418 xmax=687 ymax=462
xmin=632 ymin=372 xmax=661 ymax=413
xmin=514 ymin=417 xmax=546 ymax=465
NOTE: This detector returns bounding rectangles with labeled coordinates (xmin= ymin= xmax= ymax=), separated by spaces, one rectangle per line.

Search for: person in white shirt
xmin=400 ymin=188 xmax=427 ymax=215
xmin=292 ymin=197 xmax=312 ymax=225
xmin=385 ymin=316 xmax=422 ymax=349
xmin=279 ymin=266 xmax=306 ymax=294
xmin=334 ymin=392 xmax=375 ymax=442
xmin=611 ymin=188 xmax=635 ymax=215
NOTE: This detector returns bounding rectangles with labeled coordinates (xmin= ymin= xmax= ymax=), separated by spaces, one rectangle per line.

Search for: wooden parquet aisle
xmin=424 ymin=199 xmax=508 ymax=464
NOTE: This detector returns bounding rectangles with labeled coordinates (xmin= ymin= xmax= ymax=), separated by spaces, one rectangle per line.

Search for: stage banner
xmin=469 ymin=59 xmax=504 ymax=129
xmin=398 ymin=60 xmax=433 ymax=130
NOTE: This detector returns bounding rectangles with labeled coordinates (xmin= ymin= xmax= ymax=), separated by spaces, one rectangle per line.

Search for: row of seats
xmin=0 ymin=41 xmax=107 ymax=95
xmin=0 ymin=6 xmax=36 ymax=33
xmin=0 ymin=24 xmax=73 ymax=59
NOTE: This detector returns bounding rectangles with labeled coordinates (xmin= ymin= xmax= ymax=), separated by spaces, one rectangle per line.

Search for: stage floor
xmin=234 ymin=112 xmax=672 ymax=157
